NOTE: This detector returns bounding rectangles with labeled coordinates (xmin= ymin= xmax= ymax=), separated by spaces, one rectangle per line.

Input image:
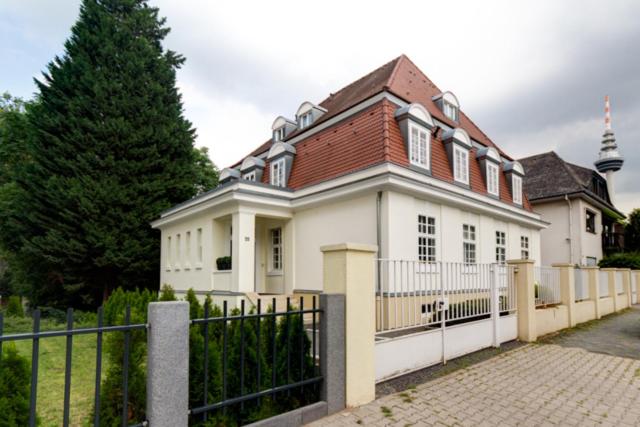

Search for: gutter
xmin=564 ymin=195 xmax=574 ymax=264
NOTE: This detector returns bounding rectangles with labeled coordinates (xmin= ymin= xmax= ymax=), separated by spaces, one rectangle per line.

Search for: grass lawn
xmin=5 ymin=318 xmax=101 ymax=427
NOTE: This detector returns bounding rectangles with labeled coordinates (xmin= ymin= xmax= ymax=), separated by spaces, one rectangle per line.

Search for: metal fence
xmin=0 ymin=306 xmax=146 ymax=427
xmin=574 ymin=269 xmax=590 ymax=302
xmin=188 ymin=296 xmax=322 ymax=424
xmin=615 ymin=271 xmax=624 ymax=295
xmin=599 ymin=270 xmax=610 ymax=297
xmin=375 ymin=260 xmax=516 ymax=333
xmin=534 ymin=266 xmax=561 ymax=307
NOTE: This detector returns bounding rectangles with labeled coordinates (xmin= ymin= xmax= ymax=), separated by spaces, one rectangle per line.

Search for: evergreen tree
xmin=625 ymin=209 xmax=640 ymax=252
xmin=9 ymin=0 xmax=209 ymax=307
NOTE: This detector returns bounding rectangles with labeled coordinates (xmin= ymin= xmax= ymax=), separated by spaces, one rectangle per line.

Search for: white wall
xmin=577 ymin=199 xmax=603 ymax=264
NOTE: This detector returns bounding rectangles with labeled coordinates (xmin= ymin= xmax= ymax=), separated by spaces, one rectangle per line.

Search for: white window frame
xmin=443 ymin=101 xmax=459 ymax=122
xmin=520 ymin=236 xmax=529 ymax=259
xmin=409 ymin=123 xmax=430 ymax=169
xmin=196 ymin=228 xmax=203 ymax=268
xmin=243 ymin=171 xmax=256 ymax=181
xmin=463 ymin=224 xmax=476 ymax=264
xmin=495 ymin=231 xmax=506 ymax=264
xmin=270 ymin=158 xmax=286 ymax=187
xmin=270 ymin=228 xmax=283 ymax=272
xmin=512 ymin=175 xmax=523 ymax=205
xmin=487 ymin=162 xmax=499 ymax=196
xmin=418 ymin=215 xmax=437 ymax=263
xmin=300 ymin=112 xmax=312 ymax=129
xmin=454 ymin=146 xmax=469 ymax=185
xmin=274 ymin=127 xmax=285 ymax=142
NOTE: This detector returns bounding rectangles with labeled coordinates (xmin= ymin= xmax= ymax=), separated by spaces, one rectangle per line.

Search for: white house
xmin=151 ymin=55 xmax=546 ymax=302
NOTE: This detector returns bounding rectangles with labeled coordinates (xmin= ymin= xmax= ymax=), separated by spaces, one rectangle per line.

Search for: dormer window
xmin=409 ymin=123 xmax=429 ymax=168
xmin=443 ymin=101 xmax=459 ymax=122
xmin=453 ymin=145 xmax=469 ymax=184
xmin=476 ymin=147 xmax=501 ymax=198
xmin=274 ymin=127 xmax=285 ymax=142
xmin=271 ymin=116 xmax=297 ymax=143
xmin=395 ymin=103 xmax=434 ymax=172
xmin=271 ymin=158 xmax=286 ymax=187
xmin=503 ymin=161 xmax=525 ymax=206
xmin=432 ymin=91 xmax=460 ymax=123
xmin=512 ymin=175 xmax=523 ymax=205
xmin=296 ymin=102 xmax=327 ymax=130
xmin=243 ymin=171 xmax=256 ymax=181
xmin=486 ymin=162 xmax=499 ymax=196
xmin=300 ymin=112 xmax=312 ymax=129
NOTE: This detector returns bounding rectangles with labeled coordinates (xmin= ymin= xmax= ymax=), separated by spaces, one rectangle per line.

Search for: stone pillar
xmin=507 ymin=259 xmax=536 ymax=342
xmin=621 ymin=268 xmax=632 ymax=309
xmin=632 ymin=271 xmax=640 ymax=305
xmin=320 ymin=294 xmax=346 ymax=415
xmin=583 ymin=266 xmax=601 ymax=319
xmin=602 ymin=268 xmax=618 ymax=311
xmin=321 ymin=243 xmax=377 ymax=407
xmin=232 ymin=210 xmax=256 ymax=293
xmin=491 ymin=264 xmax=501 ymax=348
xmin=147 ymin=302 xmax=190 ymax=427
xmin=553 ymin=263 xmax=576 ymax=327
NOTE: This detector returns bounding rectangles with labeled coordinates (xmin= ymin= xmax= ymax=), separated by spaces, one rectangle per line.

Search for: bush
xmin=0 ymin=343 xmax=32 ymax=426
xmin=216 ymin=256 xmax=232 ymax=271
xmin=5 ymin=295 xmax=23 ymax=317
xmin=159 ymin=284 xmax=176 ymax=301
xmin=598 ymin=252 xmax=640 ymax=269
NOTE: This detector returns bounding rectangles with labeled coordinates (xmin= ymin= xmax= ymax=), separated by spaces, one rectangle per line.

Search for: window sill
xmin=195 ymin=263 xmax=203 ymax=270
xmin=267 ymin=271 xmax=283 ymax=277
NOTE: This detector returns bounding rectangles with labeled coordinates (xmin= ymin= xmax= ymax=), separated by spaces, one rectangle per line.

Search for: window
xmin=495 ymin=231 xmax=506 ymax=264
xmin=418 ymin=215 xmax=436 ymax=263
xmin=274 ymin=127 xmax=285 ymax=142
xmin=586 ymin=210 xmax=596 ymax=234
xmin=454 ymin=146 xmax=469 ymax=184
xmin=512 ymin=175 xmax=523 ymax=205
xmin=166 ymin=236 xmax=172 ymax=269
xmin=197 ymin=228 xmax=203 ymax=265
xmin=463 ymin=224 xmax=476 ymax=264
xmin=175 ymin=233 xmax=181 ymax=269
xmin=487 ymin=162 xmax=499 ymax=196
xmin=520 ymin=236 xmax=529 ymax=259
xmin=243 ymin=171 xmax=256 ymax=181
xmin=586 ymin=256 xmax=597 ymax=266
xmin=409 ymin=124 xmax=429 ymax=168
xmin=300 ymin=112 xmax=312 ymax=129
xmin=270 ymin=228 xmax=282 ymax=271
xmin=185 ymin=231 xmax=191 ymax=269
xmin=271 ymin=158 xmax=286 ymax=187
xmin=443 ymin=101 xmax=459 ymax=122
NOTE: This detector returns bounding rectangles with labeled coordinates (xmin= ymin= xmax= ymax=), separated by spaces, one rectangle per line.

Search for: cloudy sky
xmin=1 ymin=0 xmax=638 ymax=213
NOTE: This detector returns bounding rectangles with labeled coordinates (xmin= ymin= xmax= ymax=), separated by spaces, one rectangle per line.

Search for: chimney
xmin=594 ymin=95 xmax=624 ymax=206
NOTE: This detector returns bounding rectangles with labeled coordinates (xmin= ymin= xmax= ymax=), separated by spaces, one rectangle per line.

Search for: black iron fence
xmin=0 ymin=306 xmax=147 ymax=427
xmin=188 ymin=296 xmax=323 ymax=426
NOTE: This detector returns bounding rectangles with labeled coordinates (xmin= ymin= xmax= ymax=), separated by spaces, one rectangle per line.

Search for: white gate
xmin=374 ymin=260 xmax=517 ymax=382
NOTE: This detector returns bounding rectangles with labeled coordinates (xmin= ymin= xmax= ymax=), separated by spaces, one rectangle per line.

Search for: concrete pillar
xmin=320 ymin=294 xmax=346 ymax=415
xmin=232 ymin=211 xmax=256 ymax=293
xmin=491 ymin=264 xmax=500 ymax=348
xmin=507 ymin=259 xmax=536 ymax=342
xmin=321 ymin=243 xmax=377 ymax=407
xmin=602 ymin=268 xmax=618 ymax=311
xmin=621 ymin=268 xmax=632 ymax=309
xmin=632 ymin=271 xmax=640 ymax=305
xmin=147 ymin=302 xmax=190 ymax=427
xmin=583 ymin=266 xmax=601 ymax=319
xmin=553 ymin=263 xmax=576 ymax=327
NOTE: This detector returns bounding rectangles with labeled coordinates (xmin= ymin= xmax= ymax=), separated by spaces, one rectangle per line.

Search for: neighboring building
xmin=152 ymin=55 xmax=546 ymax=301
xmin=520 ymin=98 xmax=625 ymax=266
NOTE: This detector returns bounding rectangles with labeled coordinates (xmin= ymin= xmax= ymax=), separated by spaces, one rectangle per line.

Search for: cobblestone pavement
xmin=310 ymin=308 xmax=640 ymax=426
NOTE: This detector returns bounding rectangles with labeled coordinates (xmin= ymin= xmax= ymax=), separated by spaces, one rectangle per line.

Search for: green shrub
xmin=5 ymin=295 xmax=23 ymax=318
xmin=599 ymin=252 xmax=640 ymax=269
xmin=159 ymin=284 xmax=177 ymax=301
xmin=0 ymin=343 xmax=32 ymax=426
xmin=216 ymin=256 xmax=232 ymax=271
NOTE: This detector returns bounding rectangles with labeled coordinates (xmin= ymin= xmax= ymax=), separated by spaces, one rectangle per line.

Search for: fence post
xmin=621 ymin=269 xmax=632 ymax=309
xmin=507 ymin=259 xmax=536 ymax=342
xmin=321 ymin=243 xmax=377 ymax=407
xmin=583 ymin=266 xmax=601 ymax=319
xmin=491 ymin=264 xmax=500 ymax=348
xmin=633 ymin=271 xmax=640 ymax=305
xmin=320 ymin=294 xmax=346 ymax=415
xmin=602 ymin=268 xmax=618 ymax=312
xmin=147 ymin=301 xmax=190 ymax=427
xmin=553 ymin=263 xmax=576 ymax=327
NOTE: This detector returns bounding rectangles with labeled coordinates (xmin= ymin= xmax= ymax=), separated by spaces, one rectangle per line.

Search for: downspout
xmin=565 ymin=194 xmax=574 ymax=264
xmin=376 ymin=191 xmax=383 ymax=291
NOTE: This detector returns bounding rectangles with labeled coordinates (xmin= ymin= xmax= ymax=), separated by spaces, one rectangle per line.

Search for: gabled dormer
xmin=442 ymin=128 xmax=472 ymax=186
xmin=394 ymin=103 xmax=434 ymax=171
xmin=503 ymin=161 xmax=525 ymax=206
xmin=219 ymin=167 xmax=241 ymax=185
xmin=432 ymin=91 xmax=460 ymax=123
xmin=240 ymin=156 xmax=266 ymax=182
xmin=267 ymin=142 xmax=296 ymax=188
xmin=296 ymin=102 xmax=327 ymax=129
xmin=272 ymin=116 xmax=297 ymax=142
xmin=476 ymin=147 xmax=501 ymax=198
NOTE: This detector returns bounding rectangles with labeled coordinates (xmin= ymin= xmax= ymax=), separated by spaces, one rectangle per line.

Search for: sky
xmin=1 ymin=0 xmax=638 ymax=214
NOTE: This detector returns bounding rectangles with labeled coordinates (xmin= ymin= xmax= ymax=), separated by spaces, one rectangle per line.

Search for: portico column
xmin=232 ymin=211 xmax=256 ymax=293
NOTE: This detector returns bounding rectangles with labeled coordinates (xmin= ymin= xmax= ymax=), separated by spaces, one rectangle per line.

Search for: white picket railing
xmin=574 ymin=269 xmax=589 ymax=302
xmin=615 ymin=271 xmax=624 ymax=295
xmin=375 ymin=260 xmax=516 ymax=333
xmin=534 ymin=266 xmax=561 ymax=307
xmin=599 ymin=271 xmax=610 ymax=297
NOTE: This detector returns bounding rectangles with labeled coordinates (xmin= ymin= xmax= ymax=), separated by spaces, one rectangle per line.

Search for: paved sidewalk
xmin=310 ymin=308 xmax=640 ymax=426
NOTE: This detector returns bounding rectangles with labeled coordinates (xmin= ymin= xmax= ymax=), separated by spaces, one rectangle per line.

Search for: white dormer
xmin=219 ymin=167 xmax=241 ymax=185
xmin=240 ymin=156 xmax=266 ymax=182
xmin=267 ymin=142 xmax=296 ymax=188
xmin=271 ymin=116 xmax=297 ymax=142
xmin=503 ymin=161 xmax=525 ymax=206
xmin=476 ymin=147 xmax=501 ymax=197
xmin=295 ymin=101 xmax=327 ymax=129
xmin=432 ymin=91 xmax=460 ymax=122
xmin=442 ymin=128 xmax=472 ymax=186
xmin=394 ymin=103 xmax=434 ymax=171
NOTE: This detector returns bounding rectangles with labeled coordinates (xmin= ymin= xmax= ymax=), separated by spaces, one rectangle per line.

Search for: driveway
xmin=310 ymin=307 xmax=640 ymax=426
